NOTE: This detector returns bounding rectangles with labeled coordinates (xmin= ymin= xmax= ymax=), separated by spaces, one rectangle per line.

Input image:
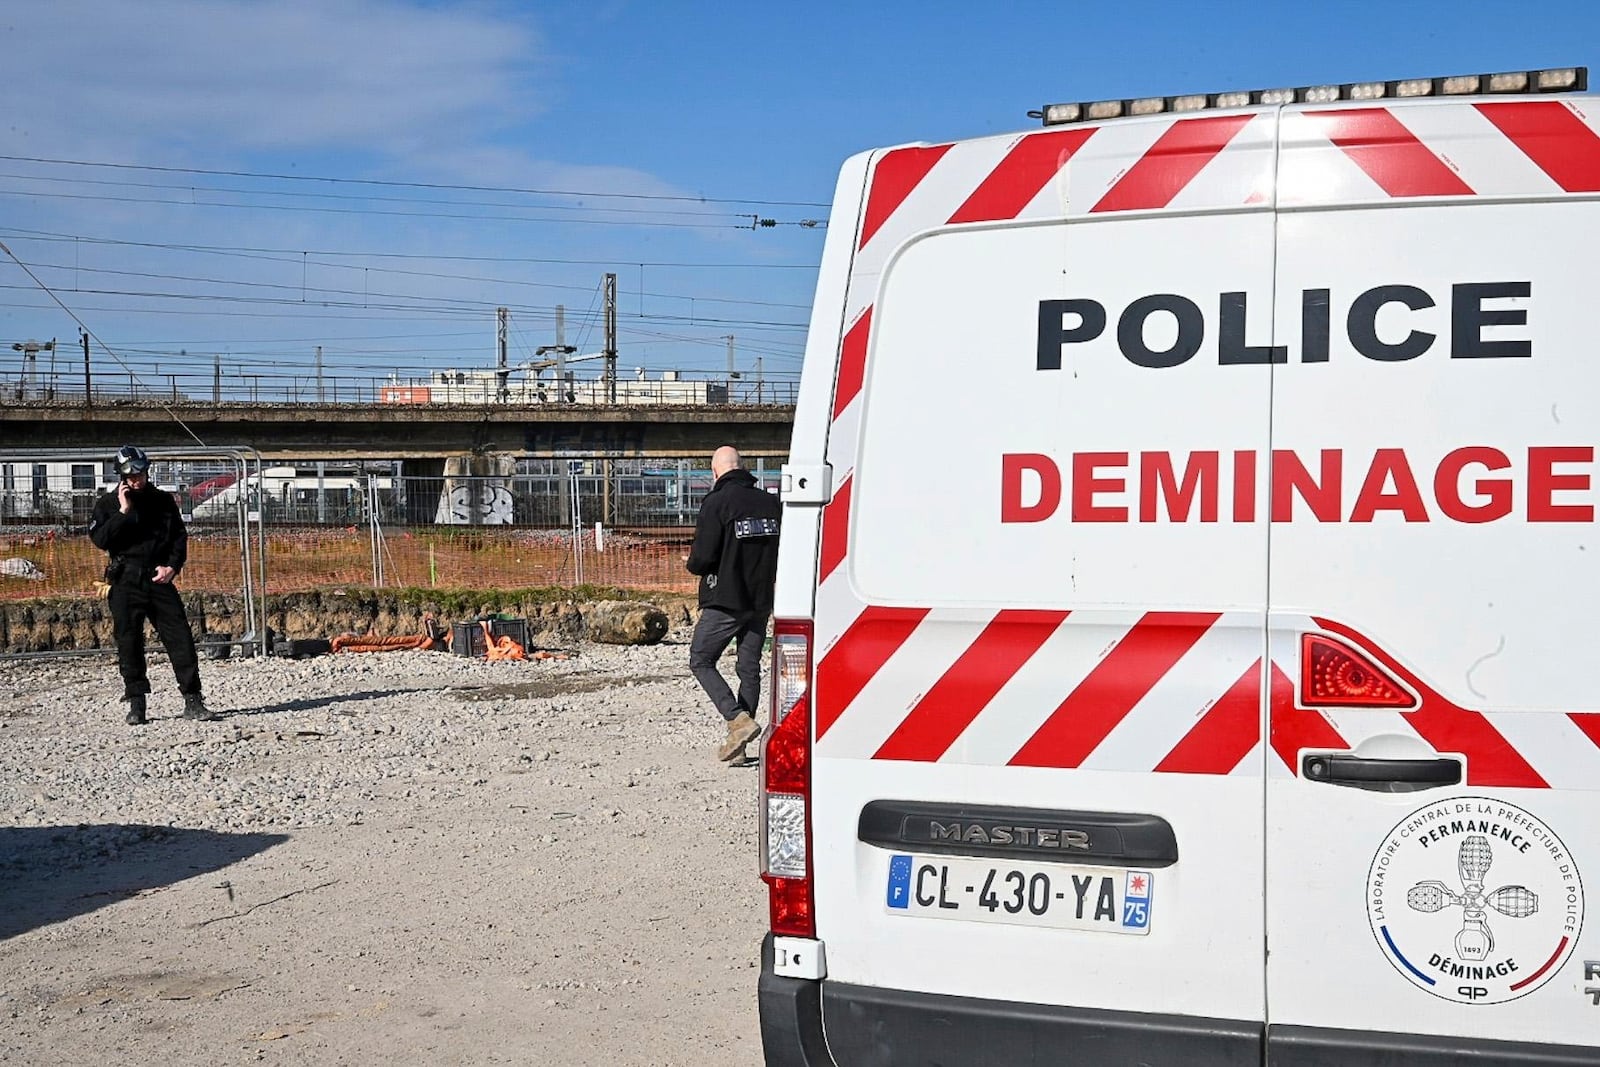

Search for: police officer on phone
xmin=88 ymin=446 xmax=217 ymax=725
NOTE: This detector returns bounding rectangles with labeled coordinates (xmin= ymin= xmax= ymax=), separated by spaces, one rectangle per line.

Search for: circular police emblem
xmin=1367 ymin=797 xmax=1582 ymax=1004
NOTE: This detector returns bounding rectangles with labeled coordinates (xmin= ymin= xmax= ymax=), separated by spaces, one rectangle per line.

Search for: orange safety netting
xmin=373 ymin=527 xmax=693 ymax=593
xmin=0 ymin=526 xmax=698 ymax=600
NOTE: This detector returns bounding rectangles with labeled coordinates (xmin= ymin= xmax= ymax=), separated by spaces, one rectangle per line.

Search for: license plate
xmin=885 ymin=854 xmax=1153 ymax=935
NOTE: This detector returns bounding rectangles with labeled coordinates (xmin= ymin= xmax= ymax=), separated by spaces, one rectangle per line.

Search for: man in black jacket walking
xmin=686 ymin=445 xmax=780 ymax=762
xmin=88 ymin=446 xmax=217 ymax=725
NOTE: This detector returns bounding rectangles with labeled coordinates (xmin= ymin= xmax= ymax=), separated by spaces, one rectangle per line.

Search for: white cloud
xmin=0 ymin=1 xmax=815 ymax=382
xmin=3 ymin=0 xmax=545 ymax=158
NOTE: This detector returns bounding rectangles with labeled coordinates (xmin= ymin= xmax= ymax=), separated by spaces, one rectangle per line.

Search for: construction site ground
xmin=0 ymin=632 xmax=767 ymax=1066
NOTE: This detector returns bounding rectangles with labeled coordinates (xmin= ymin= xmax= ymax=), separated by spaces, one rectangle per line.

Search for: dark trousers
xmin=109 ymin=578 xmax=202 ymax=699
xmin=689 ymin=607 xmax=767 ymax=722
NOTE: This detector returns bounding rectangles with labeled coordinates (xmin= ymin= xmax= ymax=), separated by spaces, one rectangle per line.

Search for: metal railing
xmin=0 ymin=367 xmax=798 ymax=409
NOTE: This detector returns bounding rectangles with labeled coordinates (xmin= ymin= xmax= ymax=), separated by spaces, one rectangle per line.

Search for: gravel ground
xmin=0 ymin=633 xmax=768 ymax=1066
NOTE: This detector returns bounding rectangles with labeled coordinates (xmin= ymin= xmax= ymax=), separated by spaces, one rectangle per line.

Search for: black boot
xmin=125 ymin=694 xmax=147 ymax=726
xmin=183 ymin=693 xmax=220 ymax=721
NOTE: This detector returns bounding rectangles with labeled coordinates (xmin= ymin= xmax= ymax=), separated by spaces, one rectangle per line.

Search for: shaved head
xmin=712 ymin=445 xmax=741 ymax=478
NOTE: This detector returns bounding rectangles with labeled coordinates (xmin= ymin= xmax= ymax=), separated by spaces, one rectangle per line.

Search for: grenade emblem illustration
xmin=1406 ymin=835 xmax=1538 ymax=961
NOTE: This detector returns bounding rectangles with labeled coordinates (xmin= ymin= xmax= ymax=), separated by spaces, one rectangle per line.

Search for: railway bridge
xmin=0 ymin=398 xmax=795 ymax=473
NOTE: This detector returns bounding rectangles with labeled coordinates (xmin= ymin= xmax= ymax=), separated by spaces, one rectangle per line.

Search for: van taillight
xmin=1300 ymin=633 xmax=1418 ymax=709
xmin=761 ymin=619 xmax=814 ymax=938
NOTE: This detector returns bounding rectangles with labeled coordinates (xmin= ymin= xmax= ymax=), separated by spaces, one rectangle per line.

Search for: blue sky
xmin=0 ymin=0 xmax=1593 ymax=402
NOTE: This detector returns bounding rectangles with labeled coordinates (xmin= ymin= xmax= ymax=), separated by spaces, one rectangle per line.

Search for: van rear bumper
xmin=758 ymin=934 xmax=1259 ymax=1067
xmin=758 ymin=934 xmax=833 ymax=1066
xmin=758 ymin=935 xmax=1600 ymax=1067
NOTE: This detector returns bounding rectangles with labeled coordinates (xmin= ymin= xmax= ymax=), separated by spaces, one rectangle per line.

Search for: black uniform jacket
xmin=685 ymin=468 xmax=781 ymax=614
xmin=88 ymin=483 xmax=189 ymax=581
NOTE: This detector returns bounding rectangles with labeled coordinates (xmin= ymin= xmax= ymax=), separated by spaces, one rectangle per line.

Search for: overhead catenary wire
xmin=0 ymin=241 xmax=207 ymax=445
xmin=0 ymin=227 xmax=822 ymax=270
xmin=1 ymin=249 xmax=814 ymax=331
xmin=9 ymin=253 xmax=816 ymax=312
xmin=0 ymin=153 xmax=833 ymax=209
xmin=0 ymin=292 xmax=807 ymax=364
xmin=0 ymin=186 xmax=822 ymax=230
xmin=0 ymin=227 xmax=819 ymax=355
xmin=0 ymin=154 xmax=826 ymax=376
xmin=0 ymin=298 xmax=800 ymax=365
xmin=0 ymin=170 xmax=812 ymax=222
xmin=0 ymin=282 xmax=809 ymax=332
xmin=48 ymin=324 xmax=805 ymax=358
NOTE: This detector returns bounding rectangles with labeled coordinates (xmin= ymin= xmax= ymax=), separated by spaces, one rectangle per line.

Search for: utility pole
xmin=81 ymin=330 xmax=92 ymax=407
xmin=535 ymin=307 xmax=577 ymax=403
xmin=496 ymin=306 xmax=510 ymax=403
xmin=556 ymin=305 xmax=568 ymax=400
xmin=315 ymin=345 xmax=325 ymax=403
xmin=213 ymin=353 xmax=221 ymax=403
xmin=536 ymin=308 xmax=579 ymax=525
xmin=603 ymin=274 xmax=617 ymax=404
xmin=602 ymin=274 xmax=618 ymax=526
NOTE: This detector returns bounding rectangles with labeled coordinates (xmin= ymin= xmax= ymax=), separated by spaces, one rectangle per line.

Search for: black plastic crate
xmin=489 ymin=617 xmax=529 ymax=655
xmin=450 ymin=617 xmax=529 ymax=657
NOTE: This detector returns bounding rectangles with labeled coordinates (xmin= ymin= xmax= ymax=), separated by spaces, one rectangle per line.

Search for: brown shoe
xmin=716 ymin=712 xmax=761 ymax=762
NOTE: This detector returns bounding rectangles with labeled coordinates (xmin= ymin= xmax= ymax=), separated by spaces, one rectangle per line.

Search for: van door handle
xmin=1301 ymin=753 xmax=1462 ymax=792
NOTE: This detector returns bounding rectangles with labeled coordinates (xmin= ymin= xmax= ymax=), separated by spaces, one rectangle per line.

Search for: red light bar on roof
xmin=1032 ymin=66 xmax=1588 ymax=126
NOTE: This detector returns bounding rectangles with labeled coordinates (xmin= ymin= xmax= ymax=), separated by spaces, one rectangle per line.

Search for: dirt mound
xmin=0 ymin=590 xmax=699 ymax=655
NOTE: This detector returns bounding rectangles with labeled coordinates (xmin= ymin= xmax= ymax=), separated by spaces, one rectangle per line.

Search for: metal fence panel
xmin=0 ymin=452 xmax=781 ymax=599
xmin=0 ymin=447 xmax=269 ymax=657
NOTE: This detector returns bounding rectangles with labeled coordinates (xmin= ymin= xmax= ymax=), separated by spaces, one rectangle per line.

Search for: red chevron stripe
xmin=1303 ymin=108 xmax=1473 ymax=197
xmin=1009 ymin=612 xmax=1220 ymax=768
xmin=1091 ymin=114 xmax=1254 ymax=213
xmin=1420 ymin=713 xmax=1542 ymax=790
xmin=832 ymin=307 xmax=872 ymax=420
xmin=1312 ymin=617 xmax=1547 ymax=788
xmin=1569 ymin=712 xmax=1600 ymax=748
xmin=859 ymin=144 xmax=954 ymax=249
xmin=874 ymin=609 xmax=1070 ymax=762
xmin=1155 ymin=658 xmax=1262 ymax=775
xmin=818 ymin=473 xmax=852 ymax=584
xmin=1268 ymin=662 xmax=1346 ymax=773
xmin=815 ymin=605 xmax=931 ymax=739
xmin=1411 ymin=704 xmax=1549 ymax=787
xmin=946 ymin=128 xmax=1097 ymax=225
xmin=1477 ymin=101 xmax=1600 ymax=192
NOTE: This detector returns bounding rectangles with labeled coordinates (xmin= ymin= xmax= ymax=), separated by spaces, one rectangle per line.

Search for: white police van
xmin=758 ymin=67 xmax=1600 ymax=1066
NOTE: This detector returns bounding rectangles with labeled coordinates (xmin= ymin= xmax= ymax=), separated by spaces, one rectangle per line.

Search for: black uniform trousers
xmin=108 ymin=577 xmax=202 ymax=699
xmin=689 ymin=607 xmax=767 ymax=722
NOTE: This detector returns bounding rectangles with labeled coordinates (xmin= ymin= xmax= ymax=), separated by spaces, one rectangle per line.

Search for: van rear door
xmin=1265 ymin=100 xmax=1600 ymax=1064
xmin=809 ymin=116 xmax=1278 ymax=1061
